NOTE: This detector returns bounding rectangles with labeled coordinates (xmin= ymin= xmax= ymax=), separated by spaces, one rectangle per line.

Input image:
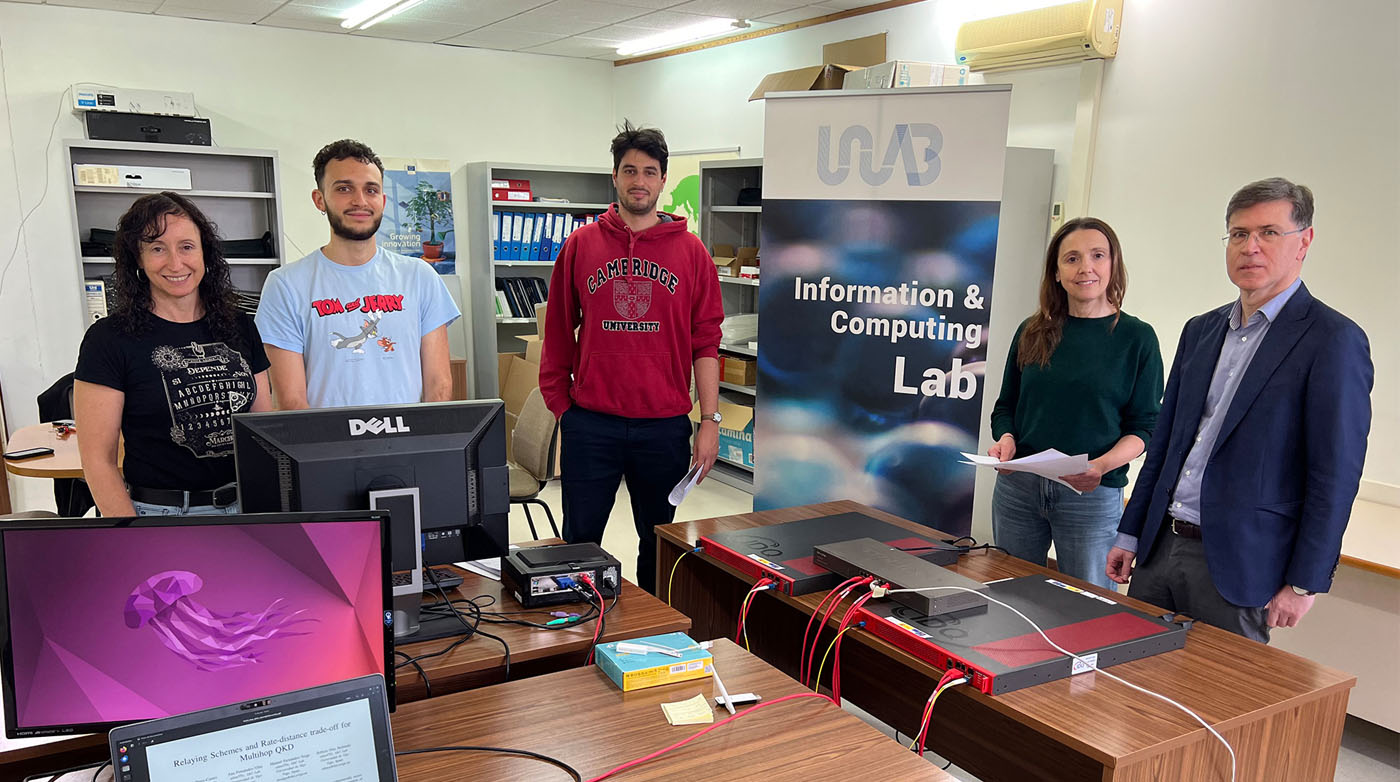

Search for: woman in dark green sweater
xmin=988 ymin=217 xmax=1163 ymax=589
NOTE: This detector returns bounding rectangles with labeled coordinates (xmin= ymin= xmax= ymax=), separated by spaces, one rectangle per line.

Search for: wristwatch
xmin=702 ymin=411 xmax=722 ymax=424
xmin=1290 ymin=585 xmax=1316 ymax=596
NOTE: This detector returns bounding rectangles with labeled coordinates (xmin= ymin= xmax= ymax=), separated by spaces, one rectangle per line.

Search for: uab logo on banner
xmin=816 ymin=123 xmax=944 ymax=186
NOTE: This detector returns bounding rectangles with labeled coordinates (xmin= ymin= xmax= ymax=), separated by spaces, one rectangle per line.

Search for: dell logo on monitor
xmin=348 ymin=416 xmax=411 ymax=436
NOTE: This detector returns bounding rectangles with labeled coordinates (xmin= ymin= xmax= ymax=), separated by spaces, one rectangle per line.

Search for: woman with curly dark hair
xmin=74 ymin=192 xmax=272 ymax=516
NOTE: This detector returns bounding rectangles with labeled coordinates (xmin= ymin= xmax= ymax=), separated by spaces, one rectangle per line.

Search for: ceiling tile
xmin=155 ymin=0 xmax=284 ymax=12
xmin=437 ymin=27 xmax=566 ymax=50
xmin=524 ymin=35 xmax=623 ymax=58
xmin=609 ymin=0 xmax=689 ymax=8
xmin=605 ymin=8 xmax=726 ymax=30
xmin=755 ymin=4 xmax=833 ymax=25
xmin=806 ymin=0 xmax=879 ymax=9
xmin=489 ymin=0 xmax=654 ymax=35
xmin=669 ymin=0 xmax=807 ymax=19
xmin=46 ymin=0 xmax=163 ymax=12
xmin=154 ymin=4 xmax=273 ymax=23
xmin=287 ymin=0 xmax=366 ymax=11
xmin=406 ymin=0 xmax=550 ymax=26
xmin=350 ymin=19 xmax=475 ymax=42
xmin=257 ymin=4 xmax=350 ymax=33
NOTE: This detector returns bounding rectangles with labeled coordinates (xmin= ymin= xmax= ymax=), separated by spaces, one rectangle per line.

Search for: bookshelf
xmin=699 ymin=157 xmax=763 ymax=492
xmin=64 ymin=139 xmax=285 ymax=324
xmin=464 ymin=162 xmax=614 ymax=396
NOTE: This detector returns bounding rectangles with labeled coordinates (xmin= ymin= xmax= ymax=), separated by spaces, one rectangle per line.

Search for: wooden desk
xmin=396 ymin=562 xmax=691 ymax=701
xmin=657 ymin=500 xmax=1357 ymax=782
xmin=393 ymin=638 xmax=951 ymax=780
xmin=3 ymin=424 xmax=82 ymax=479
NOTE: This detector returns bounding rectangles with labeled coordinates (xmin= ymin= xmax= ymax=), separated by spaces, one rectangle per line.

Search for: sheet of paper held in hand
xmin=661 ymin=693 xmax=715 ymax=725
xmin=960 ymin=449 xmax=1090 ymax=494
xmin=668 ymin=462 xmax=704 ymax=507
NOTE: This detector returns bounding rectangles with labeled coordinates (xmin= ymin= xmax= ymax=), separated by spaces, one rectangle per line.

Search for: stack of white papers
xmin=960 ymin=449 xmax=1091 ymax=494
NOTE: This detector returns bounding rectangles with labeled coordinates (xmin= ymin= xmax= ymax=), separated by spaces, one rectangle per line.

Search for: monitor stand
xmin=369 ymin=486 xmax=427 ymax=640
xmin=392 ymin=591 xmax=422 ymax=638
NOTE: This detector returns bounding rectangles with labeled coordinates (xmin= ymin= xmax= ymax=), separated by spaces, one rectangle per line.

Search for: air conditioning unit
xmin=955 ymin=0 xmax=1123 ymax=73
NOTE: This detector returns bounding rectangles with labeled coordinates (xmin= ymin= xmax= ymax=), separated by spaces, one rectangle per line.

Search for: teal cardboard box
xmin=596 ymin=632 xmax=712 ymax=692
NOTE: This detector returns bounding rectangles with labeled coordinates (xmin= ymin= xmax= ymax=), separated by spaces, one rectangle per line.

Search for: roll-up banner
xmin=755 ymin=86 xmax=1012 ymax=537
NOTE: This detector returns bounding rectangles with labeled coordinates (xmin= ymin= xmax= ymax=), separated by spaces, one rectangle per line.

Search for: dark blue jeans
xmin=559 ymin=406 xmax=691 ymax=595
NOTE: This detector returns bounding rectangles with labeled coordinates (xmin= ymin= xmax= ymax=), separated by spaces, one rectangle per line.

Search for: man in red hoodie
xmin=541 ymin=121 xmax=724 ymax=594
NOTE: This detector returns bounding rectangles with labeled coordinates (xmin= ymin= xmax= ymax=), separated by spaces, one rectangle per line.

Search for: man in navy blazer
xmin=1106 ymin=178 xmax=1372 ymax=643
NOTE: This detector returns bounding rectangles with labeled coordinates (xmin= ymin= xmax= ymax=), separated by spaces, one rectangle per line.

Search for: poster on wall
xmin=754 ymin=86 xmax=1012 ymax=537
xmin=659 ymin=147 xmax=740 ymax=236
xmin=378 ymin=157 xmax=455 ymax=274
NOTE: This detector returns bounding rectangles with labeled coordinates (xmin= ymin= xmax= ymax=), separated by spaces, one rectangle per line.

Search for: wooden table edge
xmin=1108 ymin=677 xmax=1358 ymax=769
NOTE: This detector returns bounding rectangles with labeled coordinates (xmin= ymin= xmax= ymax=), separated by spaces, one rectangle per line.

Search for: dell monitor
xmin=0 ymin=511 xmax=393 ymax=739
xmin=232 ymin=400 xmax=509 ymax=640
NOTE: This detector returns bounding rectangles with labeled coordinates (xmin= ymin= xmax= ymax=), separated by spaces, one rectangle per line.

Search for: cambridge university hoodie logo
xmin=613 ymin=278 xmax=652 ymax=319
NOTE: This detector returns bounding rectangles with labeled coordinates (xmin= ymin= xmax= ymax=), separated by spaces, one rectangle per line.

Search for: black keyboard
xmin=392 ymin=568 xmax=465 ymax=590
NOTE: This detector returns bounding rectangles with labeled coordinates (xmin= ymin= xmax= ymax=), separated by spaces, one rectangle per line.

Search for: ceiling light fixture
xmin=340 ymin=0 xmax=423 ymax=30
xmin=616 ymin=18 xmax=749 ymax=57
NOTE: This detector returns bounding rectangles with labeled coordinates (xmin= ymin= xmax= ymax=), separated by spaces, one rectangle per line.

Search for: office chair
xmin=509 ymin=388 xmax=560 ymax=540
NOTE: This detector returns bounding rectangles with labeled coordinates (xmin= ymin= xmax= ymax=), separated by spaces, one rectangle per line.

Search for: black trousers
xmin=559 ymin=406 xmax=691 ymax=594
xmin=1128 ymin=523 xmax=1271 ymax=644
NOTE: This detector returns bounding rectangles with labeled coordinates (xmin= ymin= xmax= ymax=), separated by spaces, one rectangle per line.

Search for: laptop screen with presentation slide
xmin=0 ymin=512 xmax=394 ymax=739
xmin=108 ymin=674 xmax=397 ymax=782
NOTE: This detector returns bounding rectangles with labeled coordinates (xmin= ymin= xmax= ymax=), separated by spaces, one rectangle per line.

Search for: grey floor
xmin=519 ymin=478 xmax=1400 ymax=782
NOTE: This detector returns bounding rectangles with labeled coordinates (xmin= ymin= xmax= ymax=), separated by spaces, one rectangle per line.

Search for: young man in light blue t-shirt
xmin=256 ymin=139 xmax=460 ymax=409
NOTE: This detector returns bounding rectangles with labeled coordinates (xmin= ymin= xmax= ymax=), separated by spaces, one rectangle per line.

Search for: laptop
xmin=105 ymin=675 xmax=398 ymax=782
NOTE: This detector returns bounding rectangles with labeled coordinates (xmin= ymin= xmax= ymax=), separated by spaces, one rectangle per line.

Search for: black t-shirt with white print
xmin=75 ymin=312 xmax=270 ymax=491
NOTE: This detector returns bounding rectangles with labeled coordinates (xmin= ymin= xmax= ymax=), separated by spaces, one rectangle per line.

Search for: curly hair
xmin=1017 ymin=217 xmax=1127 ymax=369
xmin=610 ymin=120 xmax=668 ymax=175
xmin=110 ymin=192 xmax=242 ymax=347
xmin=313 ymin=139 xmax=384 ymax=189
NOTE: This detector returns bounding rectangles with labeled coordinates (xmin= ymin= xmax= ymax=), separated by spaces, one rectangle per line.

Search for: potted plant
xmin=401 ymin=180 xmax=454 ymax=261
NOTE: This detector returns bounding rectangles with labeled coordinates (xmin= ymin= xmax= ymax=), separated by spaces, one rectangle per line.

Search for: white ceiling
xmin=4 ymin=0 xmax=883 ymax=61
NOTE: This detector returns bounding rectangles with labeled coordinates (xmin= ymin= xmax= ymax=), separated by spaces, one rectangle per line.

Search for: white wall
xmin=1087 ymin=0 xmax=1400 ymax=490
xmin=0 ymin=3 xmax=617 ymax=509
xmin=617 ymin=0 xmax=1400 ymax=491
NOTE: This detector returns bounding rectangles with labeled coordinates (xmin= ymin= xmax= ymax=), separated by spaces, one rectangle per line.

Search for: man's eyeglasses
xmin=1221 ymin=227 xmax=1307 ymax=247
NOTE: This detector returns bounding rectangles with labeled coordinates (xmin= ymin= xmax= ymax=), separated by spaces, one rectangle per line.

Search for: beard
xmin=618 ymin=190 xmax=659 ymax=217
xmin=327 ymin=208 xmax=382 ymax=241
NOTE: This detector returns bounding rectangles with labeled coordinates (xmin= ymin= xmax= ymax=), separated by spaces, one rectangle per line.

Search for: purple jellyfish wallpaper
xmin=123 ymin=570 xmax=316 ymax=671
xmin=1 ymin=520 xmax=387 ymax=732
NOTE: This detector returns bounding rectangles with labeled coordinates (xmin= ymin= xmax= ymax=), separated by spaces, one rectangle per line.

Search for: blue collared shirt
xmin=1115 ymin=277 xmax=1303 ymax=553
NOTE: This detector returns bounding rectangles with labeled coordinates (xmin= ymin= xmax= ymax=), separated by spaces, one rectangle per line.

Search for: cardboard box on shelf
xmin=721 ymin=356 xmax=756 ymax=386
xmin=843 ymin=61 xmax=970 ymax=90
xmin=712 ymin=243 xmax=739 ymax=276
xmin=690 ymin=400 xmax=755 ymax=469
xmin=712 ymin=244 xmax=758 ymax=277
xmin=750 ymin=34 xmax=886 ymax=101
